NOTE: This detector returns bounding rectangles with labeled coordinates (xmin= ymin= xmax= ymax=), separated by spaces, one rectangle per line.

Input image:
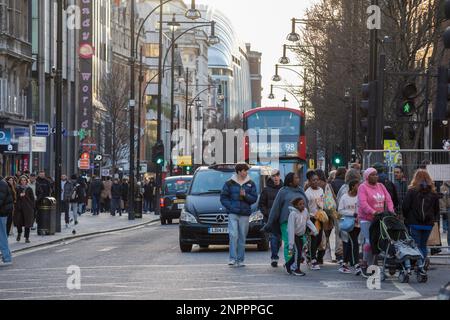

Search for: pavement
xmin=1 ymin=221 xmax=449 ymax=300
xmin=7 ymin=211 xmax=161 ymax=253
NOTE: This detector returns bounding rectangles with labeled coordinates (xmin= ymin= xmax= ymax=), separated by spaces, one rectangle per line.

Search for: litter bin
xmin=134 ymin=193 xmax=143 ymax=219
xmin=37 ymin=197 xmax=56 ymax=236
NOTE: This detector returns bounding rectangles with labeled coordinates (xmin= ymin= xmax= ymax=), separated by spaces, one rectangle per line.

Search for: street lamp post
xmin=55 ymin=0 xmax=63 ymax=218
xmin=128 ymin=0 xmax=136 ymax=220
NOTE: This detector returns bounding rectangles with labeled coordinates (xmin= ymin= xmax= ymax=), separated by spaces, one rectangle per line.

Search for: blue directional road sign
xmin=35 ymin=123 xmax=50 ymax=137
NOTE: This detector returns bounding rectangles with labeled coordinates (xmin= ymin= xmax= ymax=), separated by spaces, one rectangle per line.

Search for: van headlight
xmin=249 ymin=210 xmax=264 ymax=223
xmin=180 ymin=208 xmax=197 ymax=223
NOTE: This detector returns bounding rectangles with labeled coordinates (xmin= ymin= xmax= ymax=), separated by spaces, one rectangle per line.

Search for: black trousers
xmin=6 ymin=212 xmax=13 ymax=236
xmin=343 ymin=227 xmax=360 ymax=266
xmin=286 ymin=235 xmax=304 ymax=270
xmin=17 ymin=226 xmax=31 ymax=239
xmin=310 ymin=218 xmax=323 ymax=261
xmin=63 ymin=200 xmax=70 ymax=224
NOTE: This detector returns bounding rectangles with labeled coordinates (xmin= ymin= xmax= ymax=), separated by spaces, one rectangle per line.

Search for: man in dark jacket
xmin=143 ymin=177 xmax=155 ymax=213
xmin=121 ymin=178 xmax=129 ymax=214
xmin=259 ymin=169 xmax=283 ymax=267
xmin=111 ymin=178 xmax=122 ymax=216
xmin=36 ymin=171 xmax=52 ymax=202
xmin=220 ymin=163 xmax=258 ymax=267
xmin=331 ymin=167 xmax=346 ymax=196
xmin=89 ymin=175 xmax=104 ymax=216
xmin=62 ymin=175 xmax=74 ymax=227
xmin=0 ymin=176 xmax=14 ymax=265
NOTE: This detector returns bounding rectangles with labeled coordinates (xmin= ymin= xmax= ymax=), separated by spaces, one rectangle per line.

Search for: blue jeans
xmin=143 ymin=198 xmax=153 ymax=212
xmin=0 ymin=216 xmax=12 ymax=263
xmin=228 ymin=214 xmax=249 ymax=263
xmin=360 ymin=220 xmax=373 ymax=266
xmin=92 ymin=195 xmax=100 ymax=215
xmin=111 ymin=198 xmax=121 ymax=216
xmin=408 ymin=226 xmax=432 ymax=267
xmin=270 ymin=233 xmax=281 ymax=260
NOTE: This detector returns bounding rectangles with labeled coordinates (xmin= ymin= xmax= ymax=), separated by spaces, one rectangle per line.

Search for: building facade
xmin=0 ymin=0 xmax=34 ymax=176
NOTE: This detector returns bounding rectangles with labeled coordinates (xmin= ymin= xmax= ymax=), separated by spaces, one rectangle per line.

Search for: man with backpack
xmin=68 ymin=175 xmax=87 ymax=226
xmin=89 ymin=175 xmax=104 ymax=216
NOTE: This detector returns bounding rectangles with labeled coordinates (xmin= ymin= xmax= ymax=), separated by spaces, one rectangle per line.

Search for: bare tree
xmin=97 ymin=62 xmax=130 ymax=173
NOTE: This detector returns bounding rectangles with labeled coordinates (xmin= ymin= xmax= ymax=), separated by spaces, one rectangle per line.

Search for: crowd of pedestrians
xmin=0 ymin=170 xmax=158 ymax=266
xmin=220 ymin=162 xmax=448 ymax=279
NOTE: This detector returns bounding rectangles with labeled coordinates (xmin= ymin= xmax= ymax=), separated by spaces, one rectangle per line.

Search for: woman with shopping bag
xmin=402 ymin=169 xmax=440 ymax=277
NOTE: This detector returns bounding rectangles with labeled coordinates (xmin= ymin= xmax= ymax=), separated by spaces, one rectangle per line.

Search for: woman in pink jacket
xmin=358 ymin=167 xmax=394 ymax=272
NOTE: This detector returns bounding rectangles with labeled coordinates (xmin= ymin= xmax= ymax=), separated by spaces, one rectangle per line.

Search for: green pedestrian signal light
xmin=152 ymin=141 xmax=165 ymax=168
xmin=332 ymin=153 xmax=343 ymax=167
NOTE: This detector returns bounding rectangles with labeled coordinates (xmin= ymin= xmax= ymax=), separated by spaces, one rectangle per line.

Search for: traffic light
xmin=398 ymin=83 xmax=417 ymax=117
xmin=152 ymin=140 xmax=165 ymax=167
xmin=332 ymin=153 xmax=343 ymax=168
xmin=360 ymin=82 xmax=370 ymax=133
xmin=436 ymin=67 xmax=450 ymax=120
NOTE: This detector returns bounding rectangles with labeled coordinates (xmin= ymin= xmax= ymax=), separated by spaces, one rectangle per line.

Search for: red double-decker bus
xmin=243 ymin=107 xmax=307 ymax=179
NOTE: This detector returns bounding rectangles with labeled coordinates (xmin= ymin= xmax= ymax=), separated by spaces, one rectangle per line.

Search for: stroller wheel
xmin=417 ymin=273 xmax=428 ymax=283
xmin=388 ymin=268 xmax=396 ymax=276
xmin=398 ymin=272 xmax=409 ymax=283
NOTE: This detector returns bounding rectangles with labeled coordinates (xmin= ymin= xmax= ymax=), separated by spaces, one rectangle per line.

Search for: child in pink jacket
xmin=357 ymin=167 xmax=394 ymax=270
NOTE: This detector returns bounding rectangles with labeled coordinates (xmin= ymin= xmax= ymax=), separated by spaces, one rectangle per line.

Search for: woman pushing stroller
xmin=358 ymin=168 xmax=394 ymax=274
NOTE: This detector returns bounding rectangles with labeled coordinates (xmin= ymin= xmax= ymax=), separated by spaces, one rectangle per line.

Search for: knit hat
xmin=363 ymin=168 xmax=377 ymax=181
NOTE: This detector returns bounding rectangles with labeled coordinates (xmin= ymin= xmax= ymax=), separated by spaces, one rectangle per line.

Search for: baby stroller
xmin=370 ymin=212 xmax=427 ymax=283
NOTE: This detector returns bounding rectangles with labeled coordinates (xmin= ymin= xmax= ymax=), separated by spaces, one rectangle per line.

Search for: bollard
xmin=134 ymin=193 xmax=143 ymax=219
xmin=37 ymin=197 xmax=56 ymax=235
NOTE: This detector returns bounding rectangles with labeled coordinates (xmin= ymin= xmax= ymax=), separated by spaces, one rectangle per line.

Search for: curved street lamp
xmin=287 ymin=18 xmax=301 ymax=42
xmin=185 ymin=0 xmax=202 ymax=20
xmin=279 ymin=45 xmax=291 ymax=64
xmin=272 ymin=65 xmax=281 ymax=82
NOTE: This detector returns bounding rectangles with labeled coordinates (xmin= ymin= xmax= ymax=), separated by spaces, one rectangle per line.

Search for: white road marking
xmin=55 ymin=249 xmax=69 ymax=253
xmin=387 ymin=282 xmax=422 ymax=300
xmin=97 ymin=247 xmax=117 ymax=252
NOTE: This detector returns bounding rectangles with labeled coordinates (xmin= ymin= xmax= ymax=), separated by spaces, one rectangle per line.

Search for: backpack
xmin=71 ymin=184 xmax=79 ymax=201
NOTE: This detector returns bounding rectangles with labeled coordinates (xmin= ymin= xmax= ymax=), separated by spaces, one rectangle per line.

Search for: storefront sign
xmin=18 ymin=137 xmax=47 ymax=153
xmin=0 ymin=129 xmax=11 ymax=145
xmin=79 ymin=0 xmax=93 ymax=149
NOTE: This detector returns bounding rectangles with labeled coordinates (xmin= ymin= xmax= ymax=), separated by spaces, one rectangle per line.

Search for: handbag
xmin=323 ymin=184 xmax=337 ymax=210
xmin=426 ymin=222 xmax=442 ymax=246
xmin=339 ymin=216 xmax=355 ymax=233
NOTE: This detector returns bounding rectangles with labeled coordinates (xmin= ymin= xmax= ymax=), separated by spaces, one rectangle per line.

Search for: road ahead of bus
xmin=0 ymin=222 xmax=447 ymax=300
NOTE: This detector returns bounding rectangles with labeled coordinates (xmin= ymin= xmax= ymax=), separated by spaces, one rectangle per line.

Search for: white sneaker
xmin=0 ymin=261 xmax=12 ymax=267
xmin=311 ymin=260 xmax=321 ymax=270
xmin=236 ymin=262 xmax=246 ymax=268
xmin=228 ymin=260 xmax=236 ymax=267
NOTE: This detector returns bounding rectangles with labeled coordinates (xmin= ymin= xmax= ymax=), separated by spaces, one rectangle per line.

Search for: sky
xmin=197 ymin=0 xmax=316 ymax=109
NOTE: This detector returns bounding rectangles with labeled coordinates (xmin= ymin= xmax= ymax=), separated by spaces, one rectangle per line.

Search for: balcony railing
xmin=0 ymin=82 xmax=27 ymax=117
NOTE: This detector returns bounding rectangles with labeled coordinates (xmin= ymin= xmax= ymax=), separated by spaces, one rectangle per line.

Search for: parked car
xmin=160 ymin=176 xmax=192 ymax=225
xmin=178 ymin=164 xmax=271 ymax=252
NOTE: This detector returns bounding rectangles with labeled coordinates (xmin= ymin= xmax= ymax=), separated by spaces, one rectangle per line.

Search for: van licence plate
xmin=208 ymin=228 xmax=228 ymax=234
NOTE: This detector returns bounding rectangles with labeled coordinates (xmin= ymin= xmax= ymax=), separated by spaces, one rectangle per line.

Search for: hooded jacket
xmin=287 ymin=206 xmax=318 ymax=249
xmin=402 ymin=187 xmax=440 ymax=226
xmin=220 ymin=174 xmax=258 ymax=216
xmin=259 ymin=178 xmax=283 ymax=221
xmin=358 ymin=168 xmax=394 ymax=222
xmin=264 ymin=186 xmax=309 ymax=235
